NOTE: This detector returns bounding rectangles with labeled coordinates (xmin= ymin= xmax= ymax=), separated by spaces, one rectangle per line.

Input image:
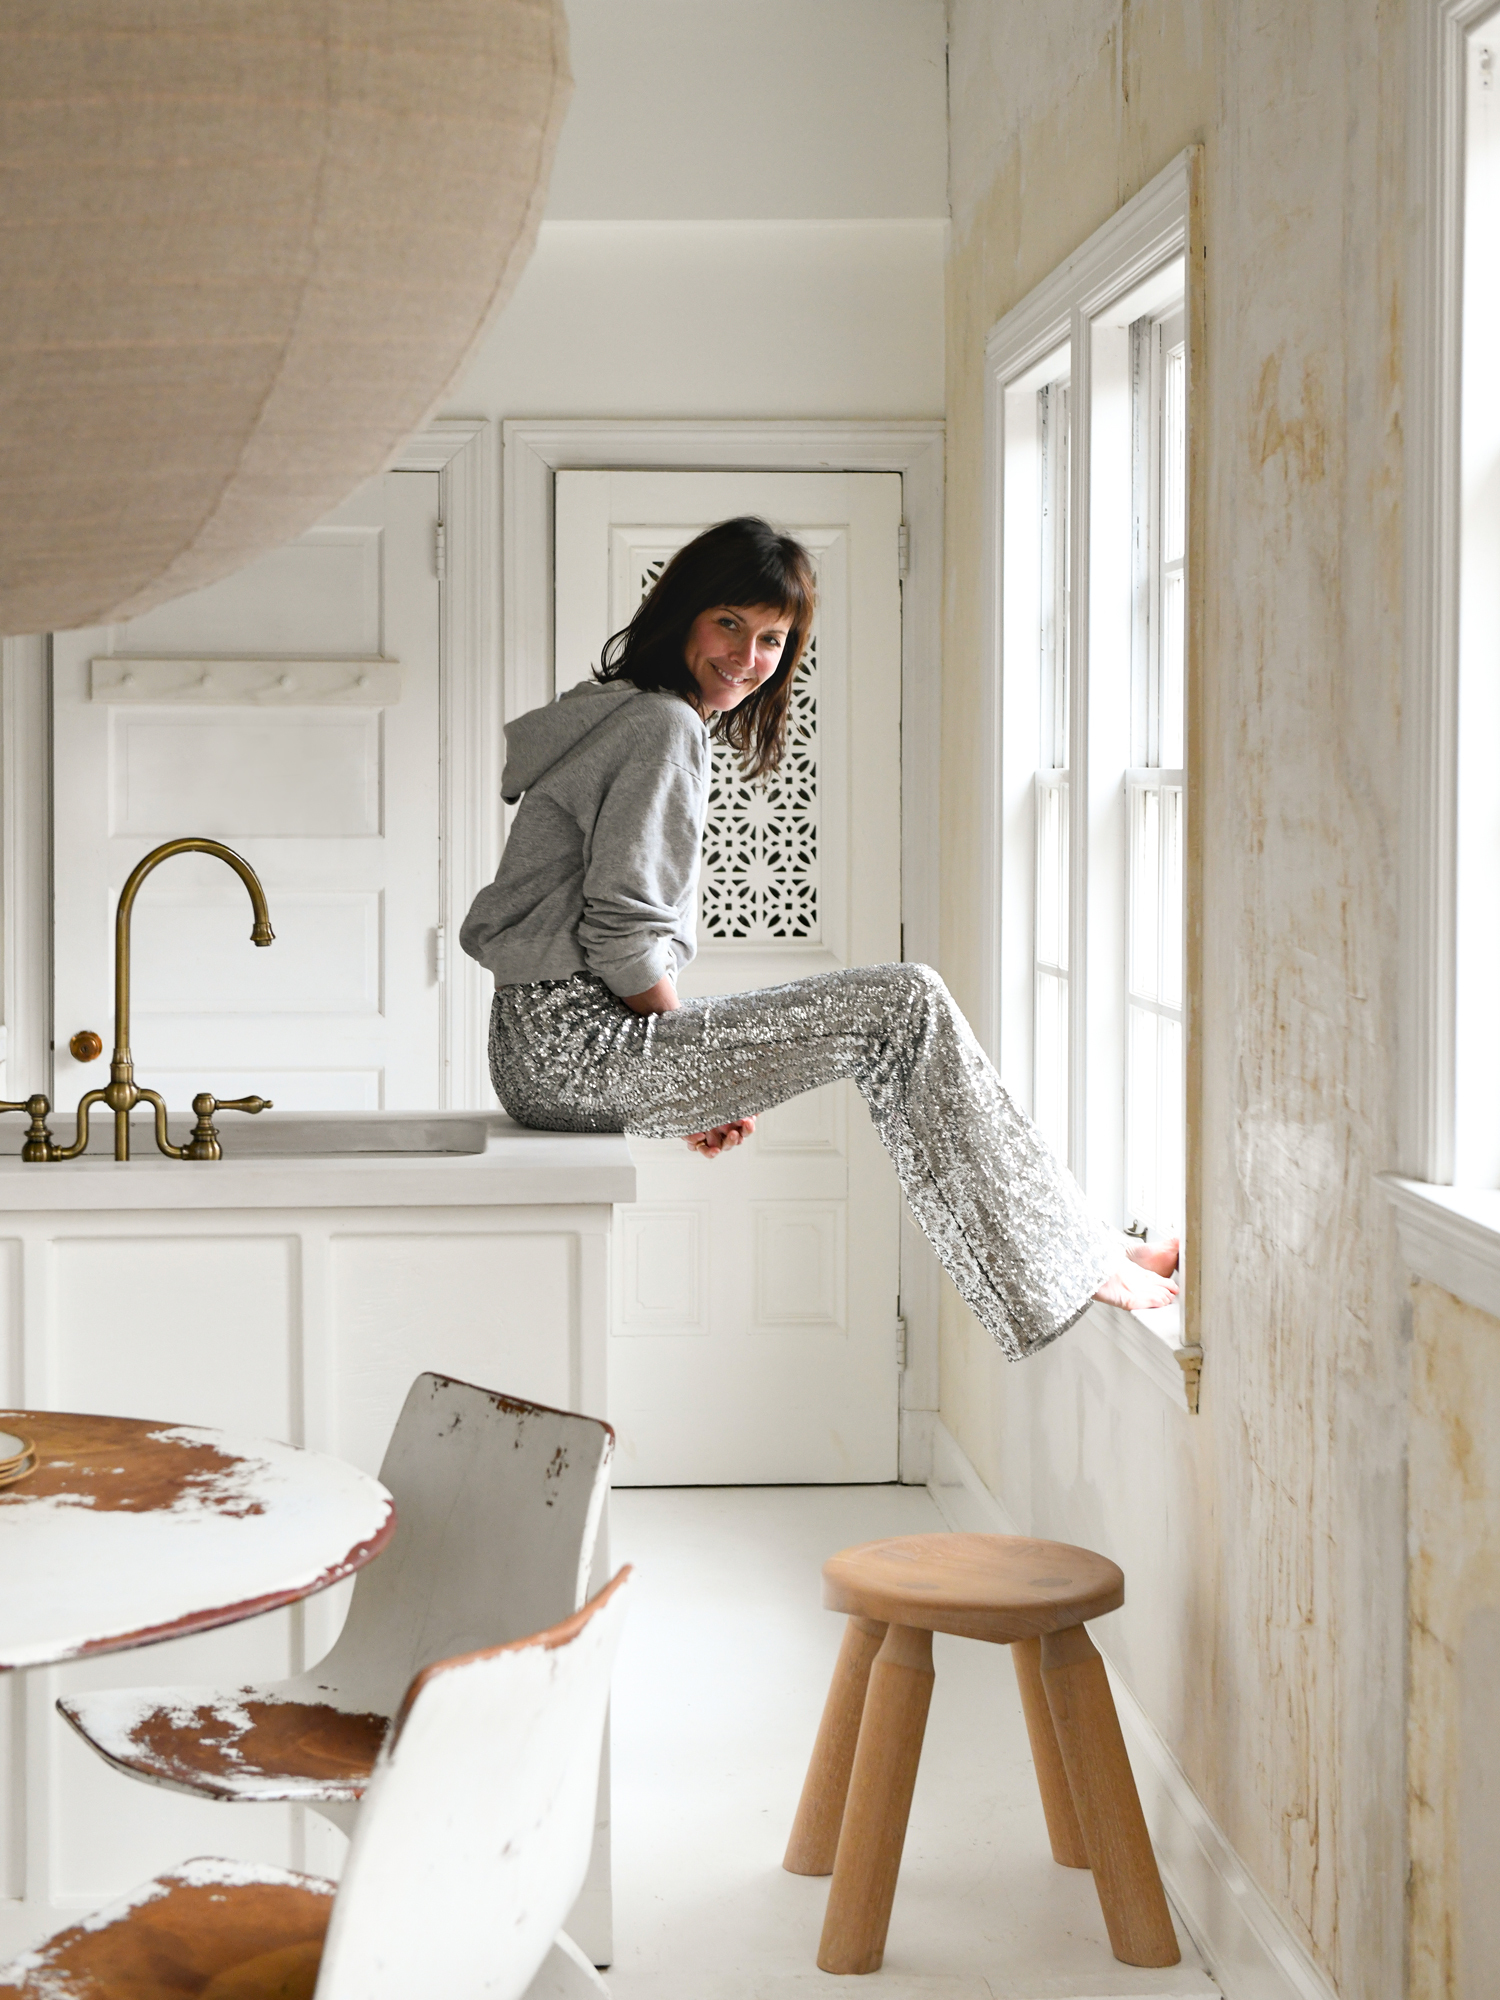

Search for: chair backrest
xmin=314 ymin=1568 xmax=633 ymax=2000
xmin=319 ymin=1374 xmax=613 ymax=1714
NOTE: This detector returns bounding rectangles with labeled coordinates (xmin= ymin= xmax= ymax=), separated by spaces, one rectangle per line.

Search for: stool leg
xmin=1040 ymin=1625 xmax=1180 ymax=1968
xmin=817 ymin=1622 xmax=934 ymax=1976
xmin=785 ymin=1615 xmax=888 ymax=1875
xmin=1011 ymin=1636 xmax=1089 ymax=1867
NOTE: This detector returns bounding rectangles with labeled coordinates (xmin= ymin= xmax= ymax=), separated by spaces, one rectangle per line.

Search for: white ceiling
xmin=545 ymin=0 xmax=949 ymax=221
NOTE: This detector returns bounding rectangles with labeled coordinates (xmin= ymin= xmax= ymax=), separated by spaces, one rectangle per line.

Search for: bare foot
xmin=1093 ymin=1249 xmax=1179 ymax=1312
xmin=1126 ymin=1235 xmax=1180 ymax=1280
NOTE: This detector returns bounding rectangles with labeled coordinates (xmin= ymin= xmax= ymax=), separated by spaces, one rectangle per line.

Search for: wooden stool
xmin=783 ymin=1533 xmax=1180 ymax=1976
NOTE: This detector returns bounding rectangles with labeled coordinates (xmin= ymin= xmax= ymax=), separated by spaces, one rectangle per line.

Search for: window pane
xmin=1163 ymin=341 xmax=1186 ymax=566
xmin=1035 ymin=969 xmax=1069 ymax=1161
xmin=1126 ymin=1002 xmax=1160 ymax=1226
xmin=1034 ymin=375 xmax=1072 ymax=1173
xmin=1160 ymin=783 xmax=1184 ymax=1009
xmin=1036 ymin=775 xmax=1068 ymax=972
xmin=1128 ymin=783 xmax=1161 ymax=1000
xmin=1157 ymin=1014 xmax=1185 ymax=1235
xmin=1161 ymin=566 xmax=1185 ymax=769
xmin=1122 ymin=306 xmax=1188 ymax=1241
xmin=1039 ymin=382 xmax=1071 ymax=768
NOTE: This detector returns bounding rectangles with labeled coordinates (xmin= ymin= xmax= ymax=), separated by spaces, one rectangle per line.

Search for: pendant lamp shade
xmin=0 ymin=1 xmax=571 ymax=636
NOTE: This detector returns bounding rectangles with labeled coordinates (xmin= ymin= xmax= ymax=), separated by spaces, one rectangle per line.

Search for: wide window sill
xmin=1080 ymin=1296 xmax=1201 ymax=1413
xmin=1381 ymin=1176 xmax=1500 ymax=1322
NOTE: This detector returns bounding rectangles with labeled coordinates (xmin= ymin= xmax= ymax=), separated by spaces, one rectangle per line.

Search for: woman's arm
xmin=619 ymin=974 xmax=754 ymax=1155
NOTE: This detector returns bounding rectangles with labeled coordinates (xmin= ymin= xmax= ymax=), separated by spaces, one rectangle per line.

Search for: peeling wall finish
xmin=1409 ymin=1282 xmax=1500 ymax=2000
xmin=941 ymin=4 xmax=1407 ymax=1997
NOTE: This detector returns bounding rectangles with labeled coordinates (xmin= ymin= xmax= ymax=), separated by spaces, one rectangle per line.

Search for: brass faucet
xmin=0 ymin=837 xmax=276 ymax=1163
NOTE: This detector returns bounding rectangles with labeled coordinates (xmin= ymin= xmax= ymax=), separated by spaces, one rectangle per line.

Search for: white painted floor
xmin=606 ymin=1485 xmax=1221 ymax=2000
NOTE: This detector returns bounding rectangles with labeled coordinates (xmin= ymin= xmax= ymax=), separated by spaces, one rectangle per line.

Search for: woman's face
xmin=683 ymin=603 xmax=790 ymax=714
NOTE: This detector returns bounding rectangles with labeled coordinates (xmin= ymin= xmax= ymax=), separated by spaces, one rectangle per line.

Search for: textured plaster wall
xmin=1409 ymin=1282 xmax=1500 ymax=2000
xmin=941 ymin=3 xmax=1408 ymax=1994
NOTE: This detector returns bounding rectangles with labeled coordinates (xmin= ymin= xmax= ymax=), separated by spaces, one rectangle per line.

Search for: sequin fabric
xmin=490 ymin=962 xmax=1114 ymax=1360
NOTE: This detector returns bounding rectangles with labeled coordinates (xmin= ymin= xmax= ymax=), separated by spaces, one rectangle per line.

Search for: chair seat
xmin=821 ymin=1533 xmax=1124 ymax=1642
xmin=0 ymin=1858 xmax=333 ymax=1999
xmin=59 ymin=1686 xmax=389 ymax=1803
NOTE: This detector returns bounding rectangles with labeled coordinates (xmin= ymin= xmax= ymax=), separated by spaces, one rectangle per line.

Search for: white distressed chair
xmin=0 ymin=1569 xmax=632 ymax=2000
xmin=59 ymin=1373 xmax=615 ymax=1983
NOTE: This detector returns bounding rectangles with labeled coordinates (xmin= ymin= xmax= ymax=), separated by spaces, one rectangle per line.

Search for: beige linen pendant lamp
xmin=0 ymin=0 xmax=571 ymax=637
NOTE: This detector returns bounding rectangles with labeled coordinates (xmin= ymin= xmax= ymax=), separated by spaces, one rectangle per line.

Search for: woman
xmin=461 ymin=517 xmax=1177 ymax=1360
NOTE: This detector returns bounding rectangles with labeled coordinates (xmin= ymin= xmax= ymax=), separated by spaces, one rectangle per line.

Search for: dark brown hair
xmin=594 ymin=516 xmax=816 ymax=779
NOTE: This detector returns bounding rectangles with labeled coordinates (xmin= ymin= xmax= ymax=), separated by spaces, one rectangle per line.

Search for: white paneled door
xmin=554 ymin=469 xmax=904 ymax=1484
xmin=52 ymin=473 xmax=442 ymax=1114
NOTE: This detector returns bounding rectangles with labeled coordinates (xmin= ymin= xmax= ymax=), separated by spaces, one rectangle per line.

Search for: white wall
xmin=439 ymin=0 xmax=948 ymax=425
xmin=453 ymin=219 xmax=944 ymax=421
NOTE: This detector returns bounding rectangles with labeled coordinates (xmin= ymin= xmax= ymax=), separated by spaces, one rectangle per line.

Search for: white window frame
xmin=1387 ymin=1 xmax=1500 ymax=1305
xmin=1123 ymin=305 xmax=1187 ymax=1243
xmin=979 ymin=149 xmax=1201 ymax=1408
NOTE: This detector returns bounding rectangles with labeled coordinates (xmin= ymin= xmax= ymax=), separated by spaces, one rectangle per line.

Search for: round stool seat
xmin=821 ymin=1533 xmax=1124 ymax=1643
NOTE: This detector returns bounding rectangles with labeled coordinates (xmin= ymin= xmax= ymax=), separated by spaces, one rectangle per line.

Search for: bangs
xmin=714 ymin=554 xmax=816 ymax=638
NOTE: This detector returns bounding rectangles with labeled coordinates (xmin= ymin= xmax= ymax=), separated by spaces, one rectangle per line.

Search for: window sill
xmin=1078 ymin=1297 xmax=1201 ymax=1413
xmin=1381 ymin=1176 xmax=1500 ymax=1323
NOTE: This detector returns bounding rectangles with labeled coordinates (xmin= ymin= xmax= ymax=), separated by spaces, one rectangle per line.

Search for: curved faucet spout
xmin=111 ymin=838 xmax=275 ymax=1160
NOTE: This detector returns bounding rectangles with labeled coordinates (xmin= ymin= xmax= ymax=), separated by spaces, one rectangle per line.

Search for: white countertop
xmin=0 ymin=1113 xmax=636 ymax=1211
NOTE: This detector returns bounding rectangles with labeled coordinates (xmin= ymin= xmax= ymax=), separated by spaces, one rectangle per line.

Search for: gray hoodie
xmin=460 ymin=681 xmax=710 ymax=998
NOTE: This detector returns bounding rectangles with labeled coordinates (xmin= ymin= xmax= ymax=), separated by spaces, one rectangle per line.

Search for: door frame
xmin=398 ymin=418 xmax=496 ymax=1113
xmin=501 ymin=418 xmax=944 ymax=1483
xmin=2 ymin=420 xmax=496 ymax=1114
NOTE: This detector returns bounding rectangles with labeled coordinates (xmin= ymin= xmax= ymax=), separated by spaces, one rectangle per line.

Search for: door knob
xmin=68 ymin=1031 xmax=103 ymax=1063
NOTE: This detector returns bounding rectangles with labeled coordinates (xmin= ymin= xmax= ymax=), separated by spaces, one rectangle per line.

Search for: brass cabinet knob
xmin=68 ymin=1031 xmax=104 ymax=1063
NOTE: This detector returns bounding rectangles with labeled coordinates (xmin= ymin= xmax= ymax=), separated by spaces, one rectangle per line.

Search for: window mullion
xmin=1067 ymin=305 xmax=1091 ymax=1186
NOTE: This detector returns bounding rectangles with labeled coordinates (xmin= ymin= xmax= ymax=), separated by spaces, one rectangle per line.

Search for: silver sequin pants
xmin=489 ymin=964 xmax=1113 ymax=1360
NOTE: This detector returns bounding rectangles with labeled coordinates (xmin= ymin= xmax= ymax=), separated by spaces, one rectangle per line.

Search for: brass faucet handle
xmin=183 ymin=1092 xmax=274 ymax=1161
xmin=0 ymin=1095 xmax=59 ymax=1162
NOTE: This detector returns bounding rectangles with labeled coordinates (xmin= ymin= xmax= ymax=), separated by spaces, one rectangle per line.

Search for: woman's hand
xmin=684 ymin=1116 xmax=756 ymax=1159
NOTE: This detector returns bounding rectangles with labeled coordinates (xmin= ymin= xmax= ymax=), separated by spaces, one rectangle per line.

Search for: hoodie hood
xmin=500 ymin=681 xmax=643 ymax=803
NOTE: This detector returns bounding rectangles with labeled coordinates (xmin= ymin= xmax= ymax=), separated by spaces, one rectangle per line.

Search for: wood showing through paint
xmin=0 ymin=1866 xmax=334 ymax=2000
xmin=0 ymin=1571 xmax=634 ymax=2000
xmin=0 ymin=1411 xmax=269 ymax=1515
xmin=57 ymin=1374 xmax=620 ymax=1969
xmin=64 ymin=1697 xmax=390 ymax=1802
xmin=0 ymin=1411 xmax=395 ymax=1672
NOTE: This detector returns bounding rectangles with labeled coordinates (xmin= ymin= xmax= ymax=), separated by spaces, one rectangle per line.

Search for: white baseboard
xmin=927 ymin=1421 xmax=1339 ymax=2000
xmin=898 ymin=1403 xmax=935 ymax=1484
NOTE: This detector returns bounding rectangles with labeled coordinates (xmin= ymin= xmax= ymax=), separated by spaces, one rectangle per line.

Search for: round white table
xmin=0 ymin=1410 xmax=395 ymax=1672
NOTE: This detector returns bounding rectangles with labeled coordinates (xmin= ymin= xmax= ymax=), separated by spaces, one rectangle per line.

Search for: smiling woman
xmin=460 ymin=516 xmax=1178 ymax=1362
xmin=594 ymin=516 xmax=817 ymax=777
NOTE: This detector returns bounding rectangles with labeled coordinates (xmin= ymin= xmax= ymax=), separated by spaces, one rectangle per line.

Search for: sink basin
xmin=189 ymin=1113 xmax=493 ymax=1158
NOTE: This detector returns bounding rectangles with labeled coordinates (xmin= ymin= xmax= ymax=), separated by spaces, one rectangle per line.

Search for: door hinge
xmin=897 ymin=521 xmax=910 ymax=576
xmin=894 ymin=1315 xmax=908 ymax=1370
xmin=434 ymin=520 xmax=447 ymax=583
xmin=434 ymin=924 xmax=448 ymax=983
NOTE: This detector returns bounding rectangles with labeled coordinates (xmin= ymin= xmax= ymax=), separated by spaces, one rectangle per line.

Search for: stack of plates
xmin=0 ymin=1427 xmax=36 ymax=1489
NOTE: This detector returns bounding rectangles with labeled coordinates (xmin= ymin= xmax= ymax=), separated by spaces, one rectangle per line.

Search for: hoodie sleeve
xmin=577 ymin=741 xmax=704 ymax=998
